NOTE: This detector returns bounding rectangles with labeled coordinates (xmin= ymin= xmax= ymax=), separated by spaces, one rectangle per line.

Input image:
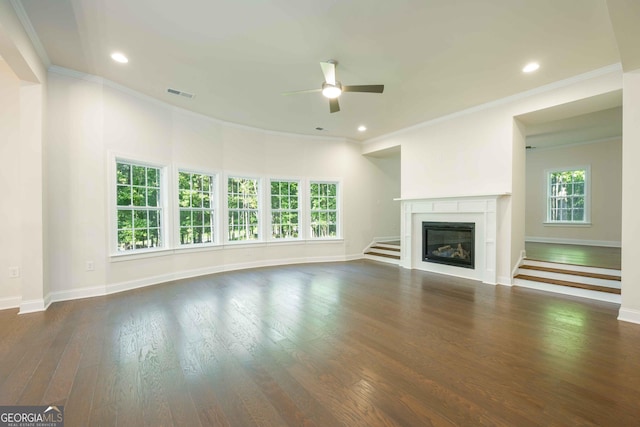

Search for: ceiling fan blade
xmin=342 ymin=84 xmax=384 ymax=93
xmin=329 ymin=98 xmax=340 ymax=113
xmin=282 ymin=88 xmax=322 ymax=96
xmin=320 ymin=61 xmax=336 ymax=85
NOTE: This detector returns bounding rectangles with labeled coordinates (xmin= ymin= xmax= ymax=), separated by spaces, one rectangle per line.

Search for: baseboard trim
xmin=497 ymin=275 xmax=513 ymax=286
xmin=19 ymin=297 xmax=50 ymax=314
xmin=102 ymin=254 xmax=363 ymax=298
xmin=525 ymin=236 xmax=621 ymax=248
xmin=17 ymin=254 xmax=366 ymax=311
xmin=0 ymin=296 xmax=21 ymax=311
xmin=50 ymin=285 xmax=107 ymax=304
xmin=618 ymin=307 xmax=640 ymax=324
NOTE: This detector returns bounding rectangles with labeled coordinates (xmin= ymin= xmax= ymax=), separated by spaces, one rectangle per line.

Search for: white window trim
xmin=308 ymin=178 xmax=342 ymax=240
xmin=108 ymin=152 xmax=171 ymax=257
xmin=224 ymin=173 xmax=263 ymax=244
xmin=544 ymin=165 xmax=591 ymax=225
xmin=174 ymin=166 xmax=221 ymax=248
xmin=268 ymin=177 xmax=303 ymax=242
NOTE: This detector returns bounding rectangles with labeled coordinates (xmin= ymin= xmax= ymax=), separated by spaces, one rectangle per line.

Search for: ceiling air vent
xmin=167 ymin=88 xmax=195 ymax=99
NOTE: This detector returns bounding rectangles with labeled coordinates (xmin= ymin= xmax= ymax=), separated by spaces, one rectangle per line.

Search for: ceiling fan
xmin=283 ymin=60 xmax=384 ymax=113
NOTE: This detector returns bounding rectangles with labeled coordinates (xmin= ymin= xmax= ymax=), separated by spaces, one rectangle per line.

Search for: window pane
xmin=118 ymin=230 xmax=132 ymax=251
xmin=149 ymin=228 xmax=160 ymax=247
xmin=149 ymin=210 xmax=159 ymax=227
xmin=134 ymin=210 xmax=148 ymax=228
xmin=132 ymin=187 xmax=146 ymax=206
xmin=132 ymin=166 xmax=146 ymax=186
xmin=117 ymin=163 xmax=131 ymax=184
xmin=117 ymin=185 xmax=131 ymax=206
xmin=179 ymin=190 xmax=191 ymax=208
xmin=118 ymin=210 xmax=133 ymax=229
xmin=180 ymin=210 xmax=191 ymax=227
xmin=147 ymin=188 xmax=159 ymax=207
xmin=147 ymin=168 xmax=159 ymax=187
xmin=179 ymin=172 xmax=190 ymax=190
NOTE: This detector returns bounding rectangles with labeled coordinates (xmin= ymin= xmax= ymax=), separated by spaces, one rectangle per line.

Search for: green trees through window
xmin=228 ymin=177 xmax=259 ymax=241
xmin=114 ymin=160 xmax=341 ymax=253
xmin=270 ymin=180 xmax=300 ymax=239
xmin=310 ymin=182 xmax=338 ymax=238
xmin=116 ymin=161 xmax=162 ymax=251
xmin=179 ymin=171 xmax=215 ymax=245
xmin=548 ymin=168 xmax=587 ymax=222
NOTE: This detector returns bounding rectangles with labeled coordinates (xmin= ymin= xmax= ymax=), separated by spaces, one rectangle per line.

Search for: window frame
xmin=269 ymin=178 xmax=302 ymax=241
xmin=545 ymin=165 xmax=591 ymax=225
xmin=308 ymin=180 xmax=341 ymax=240
xmin=176 ymin=168 xmax=220 ymax=247
xmin=111 ymin=156 xmax=169 ymax=255
xmin=225 ymin=174 xmax=262 ymax=244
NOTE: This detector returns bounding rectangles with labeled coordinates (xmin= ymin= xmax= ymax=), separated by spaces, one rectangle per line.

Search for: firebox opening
xmin=422 ymin=222 xmax=475 ymax=269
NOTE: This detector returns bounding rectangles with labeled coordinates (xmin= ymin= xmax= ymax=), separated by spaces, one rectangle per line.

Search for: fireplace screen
xmin=422 ymin=222 xmax=475 ymax=269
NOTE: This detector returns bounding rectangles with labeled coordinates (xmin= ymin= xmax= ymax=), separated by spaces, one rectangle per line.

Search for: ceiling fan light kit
xmin=286 ymin=60 xmax=384 ymax=113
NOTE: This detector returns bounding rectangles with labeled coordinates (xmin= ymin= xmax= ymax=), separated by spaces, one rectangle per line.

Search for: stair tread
xmin=519 ymin=264 xmax=620 ymax=281
xmin=365 ymin=252 xmax=401 ymax=260
xmin=370 ymin=245 xmax=401 ymax=252
xmin=514 ymin=274 xmax=621 ymax=294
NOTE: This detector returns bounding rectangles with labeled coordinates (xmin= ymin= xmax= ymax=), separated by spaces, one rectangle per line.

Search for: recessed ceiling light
xmin=522 ymin=62 xmax=540 ymax=73
xmin=111 ymin=52 xmax=129 ymax=64
xmin=357 ymin=125 xmax=367 ymax=132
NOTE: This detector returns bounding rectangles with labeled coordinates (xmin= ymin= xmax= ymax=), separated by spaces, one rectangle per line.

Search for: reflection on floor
xmin=524 ymin=242 xmax=621 ymax=270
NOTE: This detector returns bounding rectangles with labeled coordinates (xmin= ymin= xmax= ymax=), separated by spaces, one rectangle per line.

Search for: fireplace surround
xmin=399 ymin=194 xmax=506 ymax=284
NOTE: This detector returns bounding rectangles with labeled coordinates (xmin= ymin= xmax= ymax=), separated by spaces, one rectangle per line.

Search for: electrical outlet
xmin=86 ymin=261 xmax=95 ymax=271
xmin=9 ymin=267 xmax=20 ymax=278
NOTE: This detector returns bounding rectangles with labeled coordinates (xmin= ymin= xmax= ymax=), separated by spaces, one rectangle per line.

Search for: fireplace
xmin=422 ymin=222 xmax=475 ymax=269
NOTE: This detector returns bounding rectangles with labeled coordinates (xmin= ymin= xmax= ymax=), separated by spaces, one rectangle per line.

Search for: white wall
xmin=0 ymin=60 xmax=22 ymax=308
xmin=363 ymin=67 xmax=623 ymax=285
xmin=0 ymin=1 xmax=47 ymax=312
xmin=45 ymin=70 xmax=400 ymax=301
xmin=525 ymin=139 xmax=622 ymax=246
xmin=620 ymin=70 xmax=640 ymax=323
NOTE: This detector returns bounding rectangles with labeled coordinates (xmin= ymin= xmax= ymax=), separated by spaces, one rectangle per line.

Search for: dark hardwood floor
xmin=1 ymin=260 xmax=639 ymax=426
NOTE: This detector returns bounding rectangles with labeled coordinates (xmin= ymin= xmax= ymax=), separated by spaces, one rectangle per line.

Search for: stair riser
xmin=513 ymin=278 xmax=621 ymax=304
xmin=516 ymin=269 xmax=621 ymax=289
xmin=367 ymin=249 xmax=401 ymax=257
xmin=523 ymin=260 xmax=620 ymax=277
xmin=364 ymin=254 xmax=400 ymax=265
xmin=373 ymin=244 xmax=401 ymax=251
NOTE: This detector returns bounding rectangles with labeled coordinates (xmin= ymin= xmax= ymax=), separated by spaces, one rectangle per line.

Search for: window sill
xmin=110 ymin=238 xmax=344 ymax=262
xmin=543 ymin=222 xmax=592 ymax=227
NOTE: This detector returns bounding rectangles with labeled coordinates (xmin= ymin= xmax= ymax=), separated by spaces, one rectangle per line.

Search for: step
xmin=522 ymin=259 xmax=621 ymax=278
xmin=514 ymin=274 xmax=621 ymax=294
xmin=370 ymin=245 xmax=400 ymax=252
xmin=513 ymin=276 xmax=621 ymax=304
xmin=364 ymin=252 xmax=401 ymax=265
xmin=517 ymin=266 xmax=621 ymax=290
xmin=518 ymin=264 xmax=620 ymax=281
xmin=364 ymin=251 xmax=401 ymax=260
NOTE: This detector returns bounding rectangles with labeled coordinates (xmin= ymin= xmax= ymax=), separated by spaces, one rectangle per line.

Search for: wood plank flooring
xmin=1 ymin=260 xmax=640 ymax=426
xmin=525 ymin=242 xmax=621 ymax=270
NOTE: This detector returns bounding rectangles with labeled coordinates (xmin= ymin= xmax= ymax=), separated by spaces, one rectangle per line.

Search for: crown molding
xmin=9 ymin=0 xmax=51 ymax=68
xmin=48 ymin=65 xmax=349 ymax=143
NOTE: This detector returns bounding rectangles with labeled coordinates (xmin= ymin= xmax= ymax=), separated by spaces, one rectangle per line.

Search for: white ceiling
xmin=519 ymin=90 xmax=622 ymax=148
xmin=17 ymin=0 xmax=623 ymax=141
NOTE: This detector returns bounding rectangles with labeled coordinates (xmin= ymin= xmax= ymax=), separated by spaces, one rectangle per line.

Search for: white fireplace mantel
xmin=400 ymin=194 xmax=509 ymax=284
